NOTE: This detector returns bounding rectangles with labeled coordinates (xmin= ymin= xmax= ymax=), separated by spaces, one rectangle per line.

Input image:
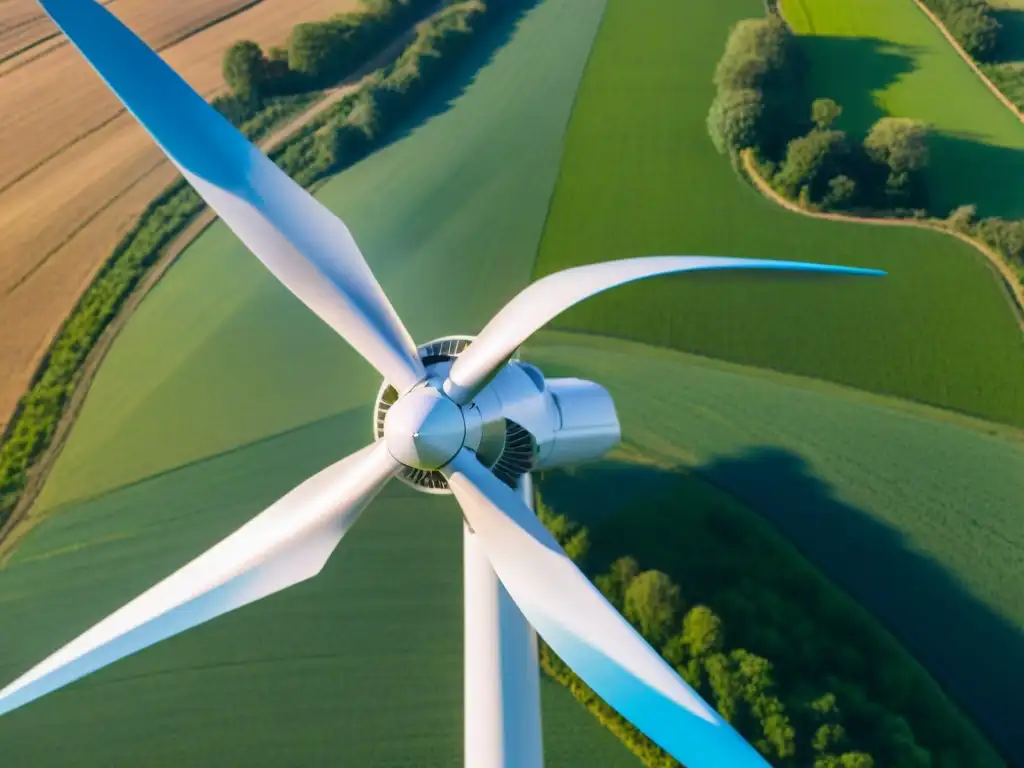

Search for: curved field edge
xmin=535 ymin=455 xmax=1001 ymax=766
xmin=530 ymin=0 xmax=1024 ymax=428
xmin=740 ymin=149 xmax=1024 ymax=328
xmin=523 ymin=329 xmax=1024 ymax=763
xmin=0 ymin=2 xmax=645 ymax=765
xmin=0 ymin=0 xmax=493 ymax=542
xmin=778 ymin=0 xmax=1024 ymax=224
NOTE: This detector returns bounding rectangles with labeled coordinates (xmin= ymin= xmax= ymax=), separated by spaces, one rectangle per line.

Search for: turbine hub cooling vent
xmin=373 ymin=336 xmax=534 ymax=494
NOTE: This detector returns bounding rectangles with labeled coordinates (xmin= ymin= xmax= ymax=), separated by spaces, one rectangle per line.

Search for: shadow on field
xmin=993 ymin=9 xmax=1024 ymax=63
xmin=795 ymin=35 xmax=918 ymax=134
xmin=375 ymin=0 xmax=543 ymax=153
xmin=538 ymin=448 xmax=1023 ymax=765
xmin=925 ymin=132 xmax=1024 ymax=219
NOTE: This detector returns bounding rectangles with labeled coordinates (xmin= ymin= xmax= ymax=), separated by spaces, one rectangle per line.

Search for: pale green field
xmin=525 ymin=330 xmax=1024 ymax=762
xmin=782 ymin=0 xmax=1024 ymax=218
xmin=0 ymin=2 xmax=644 ymax=765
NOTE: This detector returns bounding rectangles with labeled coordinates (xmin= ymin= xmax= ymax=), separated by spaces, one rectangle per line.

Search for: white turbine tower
xmin=0 ymin=2 xmax=884 ymax=765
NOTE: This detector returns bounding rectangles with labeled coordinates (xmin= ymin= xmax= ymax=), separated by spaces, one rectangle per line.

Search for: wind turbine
xmin=0 ymin=1 xmax=884 ymax=765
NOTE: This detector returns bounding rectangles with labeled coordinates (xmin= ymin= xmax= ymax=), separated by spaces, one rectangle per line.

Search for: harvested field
xmin=0 ymin=2 xmax=635 ymax=763
xmin=0 ymin=0 xmax=360 ymax=432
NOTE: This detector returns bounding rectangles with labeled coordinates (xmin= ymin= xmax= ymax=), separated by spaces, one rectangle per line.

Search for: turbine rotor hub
xmin=383 ymin=386 xmax=466 ymax=470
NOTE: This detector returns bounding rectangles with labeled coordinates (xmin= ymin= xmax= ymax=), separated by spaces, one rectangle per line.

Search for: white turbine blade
xmin=444 ymin=450 xmax=770 ymax=767
xmin=444 ymin=256 xmax=884 ymax=403
xmin=38 ymin=0 xmax=425 ymax=393
xmin=0 ymin=441 xmax=398 ymax=717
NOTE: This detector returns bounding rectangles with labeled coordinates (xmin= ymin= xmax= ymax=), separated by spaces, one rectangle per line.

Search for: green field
xmin=780 ymin=0 xmax=1024 ymax=218
xmin=532 ymin=0 xmax=1024 ymax=429
xmin=525 ymin=331 xmax=1024 ymax=763
xmin=985 ymin=0 xmax=1024 ymax=110
xmin=3 ymin=0 xmax=1024 ymax=764
xmin=0 ymin=2 xmax=644 ymax=765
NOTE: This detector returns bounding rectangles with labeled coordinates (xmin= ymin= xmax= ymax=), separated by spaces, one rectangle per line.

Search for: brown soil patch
xmin=0 ymin=0 xmax=360 ymax=432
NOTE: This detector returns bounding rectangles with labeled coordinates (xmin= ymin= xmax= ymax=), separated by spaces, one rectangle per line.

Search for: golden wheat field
xmin=0 ymin=0 xmax=360 ymax=431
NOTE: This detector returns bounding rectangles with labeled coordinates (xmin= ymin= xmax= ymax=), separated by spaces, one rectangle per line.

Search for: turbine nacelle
xmin=378 ymin=336 xmax=623 ymax=488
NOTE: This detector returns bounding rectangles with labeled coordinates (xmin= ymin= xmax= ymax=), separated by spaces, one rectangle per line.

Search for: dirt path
xmin=0 ymin=12 xmax=432 ymax=555
xmin=910 ymin=0 xmax=1024 ymax=123
xmin=740 ymin=149 xmax=1024 ymax=330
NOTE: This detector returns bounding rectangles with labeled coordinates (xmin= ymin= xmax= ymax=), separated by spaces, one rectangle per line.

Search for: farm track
xmin=910 ymin=0 xmax=1024 ymax=123
xmin=0 ymin=0 xmax=363 ymax=433
xmin=740 ymin=149 xmax=1024 ymax=331
xmin=0 ymin=6 xmax=442 ymax=556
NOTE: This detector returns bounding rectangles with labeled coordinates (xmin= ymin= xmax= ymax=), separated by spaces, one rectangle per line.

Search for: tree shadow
xmin=373 ymin=0 xmax=543 ymax=153
xmin=925 ymin=131 xmax=1024 ymax=218
xmin=993 ymin=8 xmax=1024 ymax=63
xmin=794 ymin=35 xmax=920 ymax=135
xmin=538 ymin=448 xmax=1023 ymax=765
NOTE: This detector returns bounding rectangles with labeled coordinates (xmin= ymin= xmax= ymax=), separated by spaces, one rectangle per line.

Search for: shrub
xmin=707 ymin=88 xmax=764 ymax=154
xmin=811 ymin=98 xmax=842 ymax=131
xmin=774 ymin=129 xmax=852 ymax=202
xmin=714 ymin=17 xmax=799 ymax=92
xmin=223 ymin=40 xmax=270 ymax=98
xmin=864 ymin=117 xmax=930 ymax=175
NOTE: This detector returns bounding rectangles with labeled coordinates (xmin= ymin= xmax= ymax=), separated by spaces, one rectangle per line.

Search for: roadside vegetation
xmin=707 ymin=14 xmax=1024 ymax=281
xmin=0 ymin=0 xmax=500 ymax=535
xmin=535 ymin=473 xmax=1002 ymax=768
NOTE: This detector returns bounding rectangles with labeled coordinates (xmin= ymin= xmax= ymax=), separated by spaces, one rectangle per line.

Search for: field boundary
xmin=0 ymin=80 xmax=365 ymax=559
xmin=910 ymin=0 xmax=1024 ymax=124
xmin=0 ymin=0 xmax=449 ymax=552
xmin=740 ymin=149 xmax=1024 ymax=330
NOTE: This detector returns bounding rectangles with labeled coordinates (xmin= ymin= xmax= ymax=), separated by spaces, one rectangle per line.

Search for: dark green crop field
xmin=532 ymin=0 xmax=1024 ymax=428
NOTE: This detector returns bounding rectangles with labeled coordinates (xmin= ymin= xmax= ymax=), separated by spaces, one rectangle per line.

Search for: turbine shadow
xmin=537 ymin=448 xmax=1023 ymax=765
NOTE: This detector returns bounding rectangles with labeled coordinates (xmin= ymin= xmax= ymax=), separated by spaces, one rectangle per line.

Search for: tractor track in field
xmin=0 ymin=12 xmax=435 ymax=559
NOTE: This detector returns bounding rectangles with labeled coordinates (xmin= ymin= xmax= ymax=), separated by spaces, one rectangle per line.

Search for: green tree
xmin=714 ymin=17 xmax=798 ymax=92
xmin=624 ymin=570 xmax=682 ymax=645
xmin=823 ymin=174 xmax=857 ymax=210
xmin=681 ymin=604 xmax=724 ymax=657
xmin=948 ymin=4 xmax=1001 ymax=60
xmin=864 ymin=117 xmax=930 ymax=174
xmin=223 ymin=40 xmax=268 ymax=98
xmin=811 ymin=98 xmax=842 ymax=130
xmin=774 ymin=129 xmax=851 ymax=202
xmin=707 ymin=88 xmax=764 ymax=155
xmin=594 ymin=556 xmax=640 ymax=610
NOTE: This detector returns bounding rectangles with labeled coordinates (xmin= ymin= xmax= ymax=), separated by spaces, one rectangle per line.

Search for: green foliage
xmin=707 ymin=16 xmax=803 ymax=156
xmin=707 ymin=88 xmax=764 ymax=155
xmin=921 ymin=0 xmax=1002 ymax=60
xmin=0 ymin=0 xmax=504 ymax=534
xmin=713 ymin=17 xmax=799 ymax=92
xmin=288 ymin=0 xmax=437 ymax=87
xmin=811 ymin=97 xmax=842 ymax=130
xmin=773 ymin=128 xmax=851 ymax=202
xmin=863 ymin=117 xmax=931 ymax=175
xmin=533 ymin=461 xmax=1004 ymax=767
xmin=223 ymin=40 xmax=270 ymax=98
xmin=623 ymin=570 xmax=681 ymax=646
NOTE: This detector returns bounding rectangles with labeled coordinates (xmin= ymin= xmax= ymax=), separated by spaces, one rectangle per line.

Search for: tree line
xmin=706 ymin=15 xmax=1024 ymax=278
xmin=919 ymin=0 xmax=1002 ymax=61
xmin=0 ymin=0 xmax=507 ymax=536
xmin=219 ymin=0 xmax=442 ymax=116
xmin=534 ymin=485 xmax=999 ymax=768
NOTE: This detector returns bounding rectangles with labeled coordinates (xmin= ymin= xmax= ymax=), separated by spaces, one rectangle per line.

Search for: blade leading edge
xmin=444 ymin=255 xmax=885 ymax=403
xmin=0 ymin=441 xmax=398 ymax=717
xmin=37 ymin=0 xmax=426 ymax=393
xmin=444 ymin=450 xmax=771 ymax=767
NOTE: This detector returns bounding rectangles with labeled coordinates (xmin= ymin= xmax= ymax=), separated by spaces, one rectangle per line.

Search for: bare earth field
xmin=0 ymin=0 xmax=359 ymax=432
